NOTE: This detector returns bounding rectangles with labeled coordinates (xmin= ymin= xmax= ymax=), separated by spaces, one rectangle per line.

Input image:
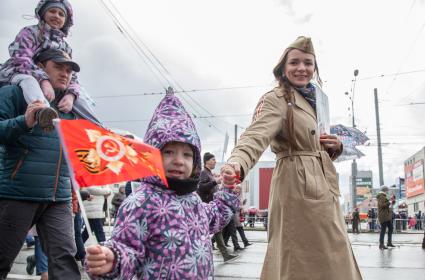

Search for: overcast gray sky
xmin=1 ymin=0 xmax=425 ymax=198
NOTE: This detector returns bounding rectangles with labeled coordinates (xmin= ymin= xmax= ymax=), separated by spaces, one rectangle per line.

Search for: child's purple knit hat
xmin=144 ymin=87 xmax=202 ymax=174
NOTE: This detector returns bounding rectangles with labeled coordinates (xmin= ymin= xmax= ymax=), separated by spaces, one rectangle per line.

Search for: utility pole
xmin=349 ymin=69 xmax=359 ymax=210
xmin=374 ymin=88 xmax=384 ymax=186
xmin=234 ymin=124 xmax=238 ymax=146
xmin=351 ymin=160 xmax=357 ymax=209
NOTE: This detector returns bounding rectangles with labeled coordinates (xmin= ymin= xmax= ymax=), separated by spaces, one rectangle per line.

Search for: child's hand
xmin=40 ymin=80 xmax=55 ymax=102
xmin=86 ymin=245 xmax=115 ymax=275
xmin=58 ymin=94 xmax=75 ymax=113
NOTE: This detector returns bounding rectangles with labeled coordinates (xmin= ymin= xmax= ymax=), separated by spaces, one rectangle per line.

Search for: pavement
xmin=7 ymin=229 xmax=425 ymax=279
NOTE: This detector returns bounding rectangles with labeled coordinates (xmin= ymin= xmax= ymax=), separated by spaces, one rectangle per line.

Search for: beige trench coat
xmin=228 ymin=87 xmax=362 ymax=280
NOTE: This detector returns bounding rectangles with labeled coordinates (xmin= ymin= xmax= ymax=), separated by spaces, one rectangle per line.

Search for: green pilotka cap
xmin=287 ymin=36 xmax=315 ymax=56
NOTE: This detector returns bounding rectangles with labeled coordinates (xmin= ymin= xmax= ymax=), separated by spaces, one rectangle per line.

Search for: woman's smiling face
xmin=284 ymin=49 xmax=315 ymax=88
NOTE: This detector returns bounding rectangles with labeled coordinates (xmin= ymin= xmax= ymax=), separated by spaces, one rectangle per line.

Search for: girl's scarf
xmin=295 ymin=83 xmax=316 ymax=112
xmin=167 ymin=177 xmax=199 ymax=195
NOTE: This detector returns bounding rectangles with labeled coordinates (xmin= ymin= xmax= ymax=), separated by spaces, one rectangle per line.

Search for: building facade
xmin=404 ymin=147 xmax=425 ymax=215
xmin=349 ymin=170 xmax=373 ymax=209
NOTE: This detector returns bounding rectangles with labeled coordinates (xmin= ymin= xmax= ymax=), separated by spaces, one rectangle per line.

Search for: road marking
xmin=6 ymin=274 xmax=39 ymax=280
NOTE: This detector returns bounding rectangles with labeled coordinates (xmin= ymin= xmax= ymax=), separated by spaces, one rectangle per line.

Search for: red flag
xmin=57 ymin=119 xmax=167 ymax=187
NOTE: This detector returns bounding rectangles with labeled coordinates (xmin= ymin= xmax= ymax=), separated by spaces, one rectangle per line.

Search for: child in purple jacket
xmin=85 ymin=88 xmax=240 ymax=279
xmin=0 ymin=0 xmax=99 ymax=129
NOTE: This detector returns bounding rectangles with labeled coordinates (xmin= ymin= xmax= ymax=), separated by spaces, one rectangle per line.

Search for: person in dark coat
xmin=111 ymin=185 xmax=126 ymax=218
xmin=233 ymin=186 xmax=252 ymax=248
xmin=367 ymin=209 xmax=374 ymax=232
xmin=197 ymin=152 xmax=239 ymax=262
xmin=352 ymin=208 xmax=360 ymax=234
xmin=377 ymin=185 xmax=396 ymax=249
xmin=197 ymin=152 xmax=220 ymax=202
xmin=0 ymin=49 xmax=81 ymax=279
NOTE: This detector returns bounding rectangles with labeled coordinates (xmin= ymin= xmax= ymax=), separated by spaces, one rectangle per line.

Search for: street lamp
xmin=346 ymin=69 xmax=359 ymax=210
xmin=345 ymin=69 xmax=359 ymax=128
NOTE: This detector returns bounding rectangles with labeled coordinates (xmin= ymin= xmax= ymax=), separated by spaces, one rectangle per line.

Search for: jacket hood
xmin=144 ymin=87 xmax=202 ymax=177
xmin=35 ymin=0 xmax=73 ymax=36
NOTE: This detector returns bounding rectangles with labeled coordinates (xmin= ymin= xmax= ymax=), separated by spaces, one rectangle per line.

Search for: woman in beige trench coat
xmin=221 ymin=36 xmax=362 ymax=280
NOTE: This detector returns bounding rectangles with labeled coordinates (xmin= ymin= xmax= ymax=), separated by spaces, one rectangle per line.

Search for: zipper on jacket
xmin=11 ymin=149 xmax=29 ymax=179
xmin=52 ymin=144 xmax=63 ymax=201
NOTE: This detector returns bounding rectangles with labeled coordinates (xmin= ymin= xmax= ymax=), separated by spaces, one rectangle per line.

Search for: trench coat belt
xmin=275 ymin=150 xmax=341 ymax=196
xmin=275 ymin=150 xmax=321 ymax=161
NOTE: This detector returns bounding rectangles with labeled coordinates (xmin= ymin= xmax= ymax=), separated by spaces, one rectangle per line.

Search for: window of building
xmin=414 ymin=202 xmax=419 ymax=212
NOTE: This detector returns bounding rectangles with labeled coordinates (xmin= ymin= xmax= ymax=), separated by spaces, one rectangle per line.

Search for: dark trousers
xmin=74 ymin=212 xmax=86 ymax=260
xmin=379 ymin=221 xmax=393 ymax=245
xmin=352 ymin=221 xmax=359 ymax=233
xmin=213 ymin=231 xmax=231 ymax=257
xmin=223 ymin=219 xmax=239 ymax=248
xmin=0 ymin=199 xmax=80 ymax=279
xmin=236 ymin=226 xmax=249 ymax=245
xmin=82 ymin=218 xmax=106 ymax=243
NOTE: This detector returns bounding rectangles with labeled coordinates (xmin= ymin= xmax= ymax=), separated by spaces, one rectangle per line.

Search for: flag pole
xmin=73 ymin=179 xmax=97 ymax=246
xmin=106 ymin=189 xmax=112 ymax=236
xmin=54 ymin=119 xmax=97 ymax=246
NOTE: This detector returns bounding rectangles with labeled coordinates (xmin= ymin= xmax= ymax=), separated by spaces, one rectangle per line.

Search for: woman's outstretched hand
xmin=220 ymin=162 xmax=241 ymax=187
xmin=86 ymin=245 xmax=115 ymax=275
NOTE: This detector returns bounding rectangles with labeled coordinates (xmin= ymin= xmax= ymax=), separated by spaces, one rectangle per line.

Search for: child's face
xmin=161 ymin=142 xmax=194 ymax=180
xmin=43 ymin=7 xmax=66 ymax=29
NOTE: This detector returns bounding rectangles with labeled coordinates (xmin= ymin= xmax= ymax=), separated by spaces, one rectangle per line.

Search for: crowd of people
xmin=347 ymin=207 xmax=424 ymax=233
xmin=345 ymin=186 xmax=425 ymax=251
xmin=2 ymin=1 xmax=425 ymax=280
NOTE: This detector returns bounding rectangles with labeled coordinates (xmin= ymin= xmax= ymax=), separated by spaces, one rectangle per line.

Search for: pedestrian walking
xmin=111 ymin=185 xmax=126 ymax=218
xmin=223 ymin=216 xmax=243 ymax=252
xmin=367 ymin=209 xmax=373 ymax=232
xmin=352 ymin=208 xmax=360 ymax=234
xmin=247 ymin=207 xmax=257 ymax=228
xmin=377 ymin=185 xmax=396 ymax=249
xmin=408 ymin=216 xmax=417 ymax=229
xmin=233 ymin=186 xmax=252 ymax=248
xmin=0 ymin=49 xmax=82 ymax=279
xmin=221 ymin=36 xmax=362 ymax=279
xmin=197 ymin=152 xmax=239 ymax=262
xmin=82 ymin=185 xmax=111 ymax=243
xmin=416 ymin=210 xmax=422 ymax=230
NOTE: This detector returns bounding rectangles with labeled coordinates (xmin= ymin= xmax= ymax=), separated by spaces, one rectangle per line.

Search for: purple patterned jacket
xmin=0 ymin=0 xmax=80 ymax=97
xmin=91 ymin=182 xmax=238 ymax=279
xmin=88 ymin=91 xmax=239 ymax=279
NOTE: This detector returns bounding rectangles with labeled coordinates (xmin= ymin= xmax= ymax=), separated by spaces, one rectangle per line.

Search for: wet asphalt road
xmin=8 ymin=229 xmax=425 ymax=279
